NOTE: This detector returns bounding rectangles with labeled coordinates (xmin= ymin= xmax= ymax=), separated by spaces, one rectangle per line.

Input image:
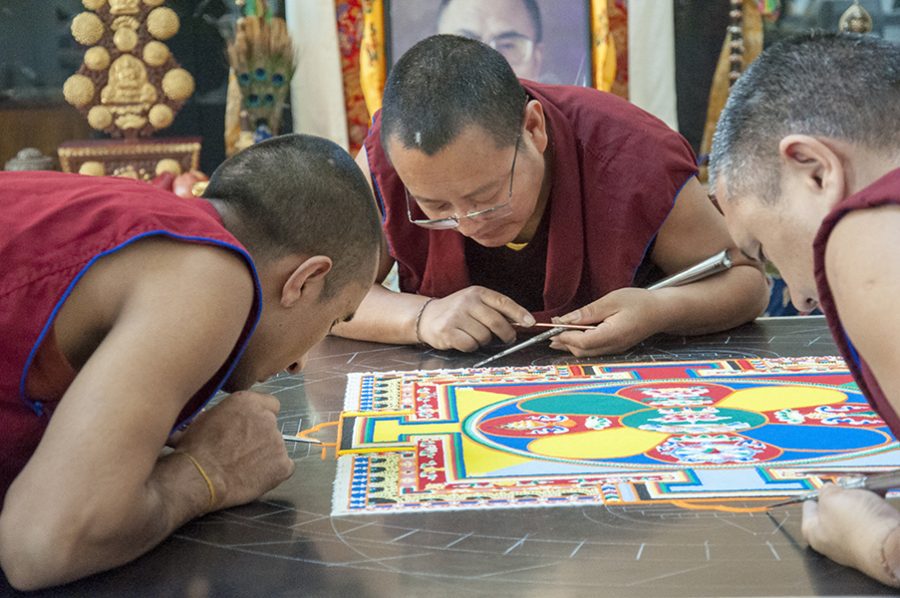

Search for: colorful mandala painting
xmin=331 ymin=357 xmax=900 ymax=515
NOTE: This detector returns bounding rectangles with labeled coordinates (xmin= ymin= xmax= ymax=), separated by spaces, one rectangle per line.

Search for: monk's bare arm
xmin=646 ymin=177 xmax=769 ymax=335
xmin=334 ymin=146 xmax=427 ymax=344
xmin=826 ymin=205 xmax=900 ymax=416
xmin=0 ymin=240 xmax=291 ymax=590
xmin=552 ymin=177 xmax=768 ymax=356
xmin=804 ymin=203 xmax=900 ymax=586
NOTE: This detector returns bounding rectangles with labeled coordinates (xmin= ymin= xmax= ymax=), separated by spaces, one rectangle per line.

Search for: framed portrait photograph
xmin=386 ymin=0 xmax=594 ymax=87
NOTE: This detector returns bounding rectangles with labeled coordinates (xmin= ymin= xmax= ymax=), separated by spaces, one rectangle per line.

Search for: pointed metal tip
xmin=282 ymin=434 xmax=322 ymax=444
xmin=765 ymin=496 xmax=807 ymax=510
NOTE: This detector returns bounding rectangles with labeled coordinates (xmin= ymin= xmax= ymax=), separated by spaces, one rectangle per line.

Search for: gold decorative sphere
xmin=161 ymin=68 xmax=195 ymax=101
xmin=63 ymin=74 xmax=96 ymax=107
xmin=148 ymin=103 xmax=174 ymax=128
xmin=114 ymin=166 xmax=139 ymax=179
xmin=155 ymin=158 xmax=182 ymax=175
xmin=113 ymin=27 xmax=138 ymax=52
xmin=79 ymin=161 xmax=105 ymax=176
xmin=71 ymin=12 xmax=105 ymax=45
xmin=146 ymin=7 xmax=179 ymax=40
xmin=142 ymin=41 xmax=170 ymax=67
xmin=82 ymin=0 xmax=107 ymax=10
xmin=143 ymin=0 xmax=165 ymax=6
xmin=87 ymin=106 xmax=113 ymax=130
xmin=84 ymin=46 xmax=111 ymax=70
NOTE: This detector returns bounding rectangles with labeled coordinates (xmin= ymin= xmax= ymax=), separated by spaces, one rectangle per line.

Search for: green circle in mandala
xmin=621 ymin=407 xmax=767 ymax=432
xmin=519 ymin=393 xmax=638 ymax=416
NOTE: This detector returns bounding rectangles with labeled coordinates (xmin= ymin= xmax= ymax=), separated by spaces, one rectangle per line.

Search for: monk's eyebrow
xmin=707 ymin=193 xmax=723 ymax=215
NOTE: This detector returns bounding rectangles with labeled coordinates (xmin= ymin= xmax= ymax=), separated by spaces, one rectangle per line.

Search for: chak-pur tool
xmin=472 ymin=249 xmax=735 ymax=368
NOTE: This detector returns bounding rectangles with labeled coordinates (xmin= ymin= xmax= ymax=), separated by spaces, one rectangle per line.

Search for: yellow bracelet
xmin=176 ymin=450 xmax=217 ymax=512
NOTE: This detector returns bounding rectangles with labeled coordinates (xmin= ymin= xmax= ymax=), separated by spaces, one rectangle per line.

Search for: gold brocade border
xmin=358 ymin=0 xmax=615 ymax=120
xmin=58 ymin=141 xmax=201 ymax=173
xmin=591 ymin=0 xmax=617 ymax=92
xmin=360 ymin=0 xmax=386 ymax=118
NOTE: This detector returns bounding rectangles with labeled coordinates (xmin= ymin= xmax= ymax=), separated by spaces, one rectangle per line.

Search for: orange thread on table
xmin=292 ymin=421 xmax=339 ymax=460
xmin=670 ymin=499 xmax=774 ymax=513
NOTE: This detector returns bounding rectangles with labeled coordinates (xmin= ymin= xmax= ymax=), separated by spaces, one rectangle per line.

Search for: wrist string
xmin=176 ymin=450 xmax=216 ymax=512
xmin=414 ymin=297 xmax=436 ymax=344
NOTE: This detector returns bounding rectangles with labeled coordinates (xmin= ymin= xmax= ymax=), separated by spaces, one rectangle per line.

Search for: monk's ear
xmin=281 ymin=255 xmax=333 ymax=308
xmin=523 ymin=99 xmax=548 ymax=154
xmin=778 ymin=134 xmax=845 ymax=206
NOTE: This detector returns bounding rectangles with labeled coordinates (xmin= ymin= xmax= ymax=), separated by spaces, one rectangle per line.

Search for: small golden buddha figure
xmin=101 ymin=55 xmax=157 ymax=106
xmin=109 ymin=0 xmax=140 ymax=16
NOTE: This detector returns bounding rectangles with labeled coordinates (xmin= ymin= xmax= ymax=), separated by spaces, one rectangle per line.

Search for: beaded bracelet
xmin=176 ymin=450 xmax=217 ymax=512
xmin=414 ymin=297 xmax=436 ymax=344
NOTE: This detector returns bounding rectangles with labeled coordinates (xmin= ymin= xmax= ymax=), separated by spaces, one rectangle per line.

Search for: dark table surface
xmin=5 ymin=316 xmax=897 ymax=597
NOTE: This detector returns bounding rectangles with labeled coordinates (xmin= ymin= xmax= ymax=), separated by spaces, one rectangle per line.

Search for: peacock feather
xmin=227 ymin=0 xmax=295 ymax=137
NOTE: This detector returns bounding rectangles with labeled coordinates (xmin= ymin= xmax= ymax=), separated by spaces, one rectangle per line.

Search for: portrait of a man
xmin=389 ymin=0 xmax=591 ymax=86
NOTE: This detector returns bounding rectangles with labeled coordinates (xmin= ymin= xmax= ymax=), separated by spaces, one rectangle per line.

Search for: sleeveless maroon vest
xmin=0 ymin=171 xmax=262 ymax=498
xmin=814 ymin=168 xmax=900 ymax=435
xmin=364 ymin=80 xmax=697 ymax=322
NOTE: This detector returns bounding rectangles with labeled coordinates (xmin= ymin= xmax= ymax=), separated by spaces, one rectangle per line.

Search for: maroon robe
xmin=364 ymin=80 xmax=698 ymax=322
xmin=0 ymin=171 xmax=262 ymax=499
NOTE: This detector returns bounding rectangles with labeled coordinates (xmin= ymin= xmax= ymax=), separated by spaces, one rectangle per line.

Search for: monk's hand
xmin=416 ymin=286 xmax=535 ymax=352
xmin=172 ymin=391 xmax=295 ymax=512
xmin=802 ymin=484 xmax=900 ymax=587
xmin=548 ymin=288 xmax=662 ymax=357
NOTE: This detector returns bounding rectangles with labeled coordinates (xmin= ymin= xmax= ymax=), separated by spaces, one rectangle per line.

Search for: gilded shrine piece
xmin=59 ymin=0 xmax=200 ymax=180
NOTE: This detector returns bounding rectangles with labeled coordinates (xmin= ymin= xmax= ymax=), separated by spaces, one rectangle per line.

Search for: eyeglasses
xmin=455 ymin=32 xmax=536 ymax=67
xmin=482 ymin=33 xmax=536 ymax=66
xmin=405 ymin=134 xmax=520 ymax=230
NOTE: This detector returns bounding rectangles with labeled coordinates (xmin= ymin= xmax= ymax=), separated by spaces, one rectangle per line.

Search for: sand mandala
xmin=331 ymin=357 xmax=900 ymax=515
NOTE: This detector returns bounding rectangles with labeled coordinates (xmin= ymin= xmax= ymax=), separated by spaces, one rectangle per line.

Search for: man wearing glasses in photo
xmin=436 ymin=0 xmax=543 ymax=82
xmin=333 ymin=34 xmax=769 ymax=357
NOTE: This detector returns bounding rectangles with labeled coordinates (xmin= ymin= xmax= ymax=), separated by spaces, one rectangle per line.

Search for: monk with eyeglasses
xmin=334 ymin=34 xmax=768 ymax=356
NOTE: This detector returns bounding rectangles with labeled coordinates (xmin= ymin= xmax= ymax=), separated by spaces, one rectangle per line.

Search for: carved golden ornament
xmin=148 ymin=103 xmax=174 ymax=128
xmin=79 ymin=161 xmax=106 ymax=176
xmin=191 ymin=181 xmax=208 ymax=197
xmin=111 ymin=15 xmax=140 ymax=31
xmin=113 ymin=27 xmax=138 ymax=52
xmin=155 ymin=158 xmax=182 ymax=175
xmin=839 ymin=1 xmax=873 ymax=33
xmin=114 ymin=165 xmax=140 ymax=178
xmin=63 ymin=74 xmax=95 ymax=107
xmin=162 ymin=68 xmax=195 ymax=101
xmin=71 ymin=12 xmax=105 ymax=45
xmin=142 ymin=41 xmax=170 ymax=66
xmin=115 ymin=113 xmax=148 ymax=129
xmin=82 ymin=0 xmax=107 ymax=10
xmin=102 ymin=55 xmax=157 ymax=105
xmin=147 ymin=7 xmax=179 ymax=40
xmin=143 ymin=0 xmax=165 ymax=6
xmin=109 ymin=0 xmax=140 ymax=15
xmin=84 ymin=46 xmax=111 ymax=70
xmin=88 ymin=106 xmax=114 ymax=129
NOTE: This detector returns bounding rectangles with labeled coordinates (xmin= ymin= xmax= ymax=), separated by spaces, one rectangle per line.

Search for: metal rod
xmin=766 ymin=469 xmax=900 ymax=509
xmin=471 ymin=249 xmax=735 ymax=368
xmin=282 ymin=434 xmax=322 ymax=445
